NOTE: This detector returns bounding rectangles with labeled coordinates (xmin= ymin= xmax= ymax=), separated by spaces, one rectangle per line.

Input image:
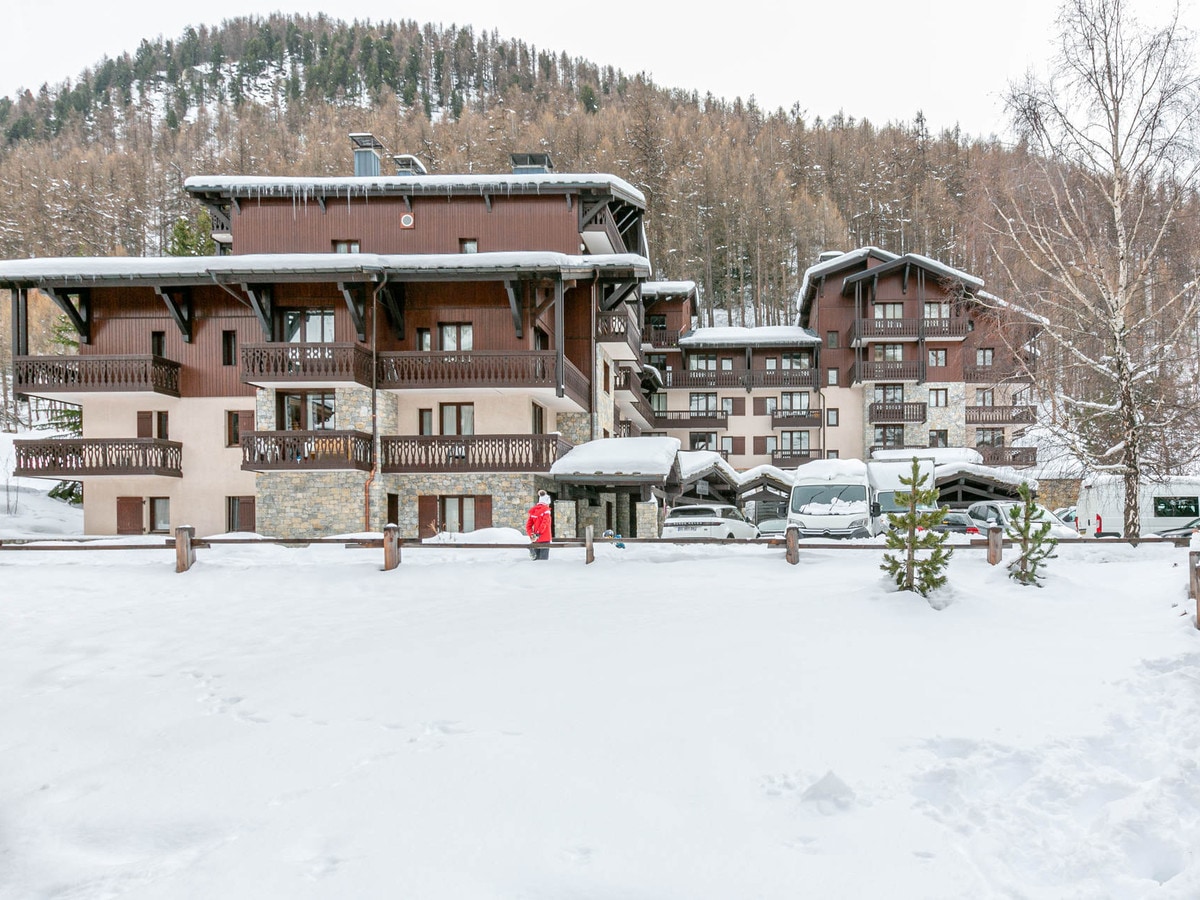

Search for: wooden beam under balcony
xmin=14 ymin=437 xmax=182 ymax=477
xmin=240 ymin=343 xmax=373 ymax=387
xmin=14 ymin=355 xmax=181 ymax=396
xmin=380 ymin=433 xmax=573 ymax=473
xmin=240 ymin=430 xmax=373 ymax=472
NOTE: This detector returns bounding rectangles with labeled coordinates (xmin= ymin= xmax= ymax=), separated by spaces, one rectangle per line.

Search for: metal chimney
xmin=350 ymin=133 xmax=384 ymax=177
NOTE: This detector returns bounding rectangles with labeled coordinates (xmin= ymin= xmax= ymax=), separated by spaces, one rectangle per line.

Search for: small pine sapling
xmin=1007 ymin=481 xmax=1057 ymax=587
xmin=880 ymin=457 xmax=952 ymax=597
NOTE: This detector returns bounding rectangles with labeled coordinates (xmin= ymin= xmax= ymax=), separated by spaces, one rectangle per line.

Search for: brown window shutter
xmin=752 ymin=397 xmax=767 ymax=416
xmin=474 ymin=495 xmax=493 ymax=529
xmin=418 ymin=495 xmax=438 ymax=539
xmin=237 ymin=496 xmax=256 ymax=533
xmin=136 ymin=411 xmax=152 ymax=438
xmin=753 ymin=435 xmax=767 ymax=455
xmin=240 ymin=409 xmax=255 ymax=432
xmin=730 ymin=397 xmax=745 ymax=416
xmin=731 ymin=436 xmax=745 ymax=455
xmin=116 ymin=496 xmax=143 ymax=535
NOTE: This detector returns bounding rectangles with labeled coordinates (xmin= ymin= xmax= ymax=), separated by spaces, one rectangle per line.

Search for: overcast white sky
xmin=4 ymin=1 xmax=1198 ymax=139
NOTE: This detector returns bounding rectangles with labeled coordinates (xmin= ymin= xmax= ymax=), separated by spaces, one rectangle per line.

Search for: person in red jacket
xmin=526 ymin=490 xmax=552 ymax=560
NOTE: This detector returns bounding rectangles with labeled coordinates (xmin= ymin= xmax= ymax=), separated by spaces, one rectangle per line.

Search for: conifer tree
xmin=880 ymin=457 xmax=952 ymax=597
xmin=1006 ymin=481 xmax=1057 ymax=587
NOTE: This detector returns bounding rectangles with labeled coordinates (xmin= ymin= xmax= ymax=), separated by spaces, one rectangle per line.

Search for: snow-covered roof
xmin=872 ymin=448 xmax=984 ymax=466
xmin=840 ymin=253 xmax=984 ymax=291
xmin=550 ymin=436 xmax=681 ymax=479
xmin=678 ymin=326 xmax=821 ymax=348
xmin=641 ymin=280 xmax=697 ymax=299
xmin=791 ymin=458 xmax=869 ymax=481
xmin=676 ymin=450 xmax=741 ymax=486
xmin=934 ymin=462 xmax=1033 ymax=492
xmin=0 ymin=251 xmax=652 ymax=288
xmin=184 ymin=172 xmax=646 ymax=208
xmin=796 ymin=247 xmax=899 ymax=312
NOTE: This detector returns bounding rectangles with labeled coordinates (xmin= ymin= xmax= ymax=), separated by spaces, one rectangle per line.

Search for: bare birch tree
xmin=990 ymin=0 xmax=1200 ymax=537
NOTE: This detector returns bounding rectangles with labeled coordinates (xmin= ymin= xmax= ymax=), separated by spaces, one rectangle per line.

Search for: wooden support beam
xmin=601 ymin=281 xmax=637 ymax=311
xmin=580 ymin=200 xmax=608 ymax=228
xmin=339 ymin=282 xmax=367 ymax=342
xmin=43 ymin=287 xmax=90 ymax=344
xmin=11 ymin=288 xmax=28 ymax=357
xmin=242 ymin=283 xmax=273 ymax=338
xmin=533 ymin=286 xmax=556 ymax=320
xmin=154 ymin=286 xmax=193 ymax=343
xmin=317 ymin=196 xmax=326 ymax=212
xmin=505 ymin=280 xmax=524 ymax=340
xmin=554 ymin=278 xmax=565 ymax=400
xmin=378 ymin=283 xmax=405 ymax=339
xmin=484 ymin=194 xmax=492 ymax=212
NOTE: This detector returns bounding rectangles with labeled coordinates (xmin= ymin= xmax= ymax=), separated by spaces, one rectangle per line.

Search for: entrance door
xmin=116 ymin=496 xmax=143 ymax=535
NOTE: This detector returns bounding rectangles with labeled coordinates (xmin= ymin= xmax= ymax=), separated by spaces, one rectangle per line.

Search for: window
xmin=688 ymin=354 xmax=716 ymax=371
xmin=928 ymin=349 xmax=947 ymax=367
xmin=648 ymin=314 xmax=667 ymax=330
xmin=976 ymin=427 xmax=1005 ymax=447
xmin=532 ymin=403 xmax=545 ymax=435
xmin=690 ymin=392 xmax=718 ymax=413
xmin=874 ymin=302 xmax=904 ymax=320
xmin=440 ymin=496 xmax=476 ymax=533
xmin=874 ymin=425 xmax=905 ymax=448
xmin=826 ymin=331 xmax=839 ymax=349
xmin=689 ymin=432 xmax=717 ymax=451
xmin=137 ymin=410 xmax=168 ymax=439
xmin=721 ymin=397 xmax=736 ymax=416
xmin=225 ymin=409 xmax=253 ymax=447
xmin=650 ymin=392 xmax=667 ymax=413
xmin=976 ymin=347 xmax=995 ymax=367
xmin=827 ymin=450 xmax=840 ymax=459
xmin=282 ymin=308 xmax=335 ymax=343
xmin=647 ymin=353 xmax=668 ymax=369
xmin=720 ymin=357 xmax=734 ymax=371
xmin=226 ymin=496 xmax=255 ymax=532
xmin=459 ymin=238 xmax=478 ymax=254
xmin=151 ymin=331 xmax=165 ymax=358
xmin=764 ymin=357 xmax=778 ymax=371
xmin=925 ymin=301 xmax=950 ymax=319
xmin=826 ymin=408 xmax=839 ymax=427
xmin=440 ymin=403 xmax=475 ymax=436
xmin=149 ymin=497 xmax=170 ymax=533
xmin=1153 ymin=496 xmax=1200 ymax=517
xmin=763 ymin=435 xmax=778 ymax=453
xmin=279 ymin=391 xmax=336 ymax=431
xmin=155 ymin=411 xmax=169 ymax=440
xmin=929 ymin=388 xmax=949 ymax=407
xmin=416 ymin=328 xmax=432 ymax=351
xmin=827 ymin=368 xmax=838 ymax=386
xmin=763 ymin=397 xmax=778 ymax=415
xmin=720 ymin=436 xmax=735 ymax=455
xmin=874 ymin=384 xmax=904 ymax=403
xmin=534 ymin=327 xmax=549 ymax=351
xmin=781 ymin=351 xmax=812 ymax=370
xmin=221 ymin=330 xmax=237 ymax=366
xmin=929 ymin=429 xmax=949 ymax=448
xmin=976 ymin=388 xmax=995 ymax=407
xmin=439 ymin=323 xmax=473 ymax=351
xmin=603 ymin=361 xmax=611 ymax=394
xmin=875 ymin=343 xmax=904 ymax=362
xmin=419 ymin=408 xmax=434 ymax=436
xmin=333 ymin=240 xmax=361 ymax=253
xmin=781 ymin=431 xmax=810 ymax=452
xmin=780 ymin=391 xmax=809 ymax=412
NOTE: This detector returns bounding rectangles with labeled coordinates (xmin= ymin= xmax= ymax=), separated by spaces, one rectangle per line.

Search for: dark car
xmin=931 ymin=511 xmax=981 ymax=536
xmin=1153 ymin=517 xmax=1200 ymax=539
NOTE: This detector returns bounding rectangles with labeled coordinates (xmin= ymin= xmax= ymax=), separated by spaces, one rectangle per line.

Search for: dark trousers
xmin=529 ymin=544 xmax=550 ymax=560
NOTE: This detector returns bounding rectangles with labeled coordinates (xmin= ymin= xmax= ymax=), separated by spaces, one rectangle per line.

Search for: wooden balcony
xmin=849 ymin=318 xmax=970 ymax=345
xmin=646 ymin=327 xmax=684 ymax=347
xmin=771 ymin=410 xmax=822 ymax=429
xmin=652 ymin=410 xmax=729 ymax=429
xmin=380 ymin=434 xmax=573 ymax=473
xmin=851 ymin=361 xmax=922 ymax=383
xmin=660 ymin=370 xmax=744 ymax=389
xmin=869 ymin=401 xmax=928 ymax=424
xmin=596 ymin=307 xmax=643 ymax=363
xmin=746 ymin=369 xmax=818 ymax=388
xmin=772 ymin=449 xmax=822 ymax=467
xmin=977 ymin=446 xmax=1038 ymax=467
xmin=964 ymin=365 xmax=1033 ymax=383
xmin=376 ymin=351 xmax=588 ymax=409
xmin=240 ymin=430 xmax=373 ymax=472
xmin=14 ymin=437 xmax=182 ymax=477
xmin=14 ymin=355 xmax=181 ymax=397
xmin=241 ymin=343 xmax=372 ymax=387
xmin=965 ymin=405 xmax=1037 ymax=425
xmin=616 ymin=420 xmax=642 ymax=438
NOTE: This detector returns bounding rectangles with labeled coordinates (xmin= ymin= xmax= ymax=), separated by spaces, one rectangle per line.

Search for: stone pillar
xmin=636 ymin=501 xmax=660 ymax=538
xmin=616 ymin=493 xmax=632 ymax=536
xmin=553 ymin=499 xmax=578 ymax=539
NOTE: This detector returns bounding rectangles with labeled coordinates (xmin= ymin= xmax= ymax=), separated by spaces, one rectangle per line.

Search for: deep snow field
xmin=2 ymin=441 xmax=1199 ymax=897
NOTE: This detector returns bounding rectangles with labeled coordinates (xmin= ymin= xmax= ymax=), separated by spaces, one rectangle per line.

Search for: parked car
xmin=661 ymin=505 xmax=760 ymax=540
xmin=755 ymin=517 xmax=789 ymax=537
xmin=1152 ymin=517 xmax=1200 ymax=539
xmin=930 ymin=511 xmax=981 ymax=536
xmin=1053 ymin=506 xmax=1086 ymax=534
xmin=966 ymin=501 xmax=1079 ymax=541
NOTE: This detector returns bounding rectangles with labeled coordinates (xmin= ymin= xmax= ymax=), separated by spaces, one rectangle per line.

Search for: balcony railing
xmin=965 ymin=405 xmax=1037 ymax=425
xmin=746 ymin=369 xmax=818 ymax=388
xmin=771 ymin=410 xmax=822 ymax=429
xmin=977 ymin=446 xmax=1038 ymax=467
xmin=241 ymin=430 xmax=373 ymax=471
xmin=772 ymin=449 xmax=822 ymax=467
xmin=376 ymin=351 xmax=588 ymax=408
xmin=241 ymin=343 xmax=372 ymax=386
xmin=660 ymin=370 xmax=744 ymax=388
xmin=921 ymin=318 xmax=971 ymax=339
xmin=851 ymin=361 xmax=922 ymax=383
xmin=963 ymin=365 xmax=1033 ymax=383
xmin=868 ymin=401 xmax=928 ymax=424
xmin=849 ymin=318 xmax=970 ymax=344
xmin=646 ymin=327 xmax=684 ymax=347
xmin=14 ymin=355 xmax=181 ymax=396
xmin=597 ymin=308 xmax=643 ymax=361
xmin=14 ymin=437 xmax=182 ymax=477
xmin=619 ymin=390 xmax=656 ymax=427
xmin=380 ymin=434 xmax=573 ymax=473
xmin=616 ymin=420 xmax=641 ymax=438
xmin=652 ymin=410 xmax=729 ymax=428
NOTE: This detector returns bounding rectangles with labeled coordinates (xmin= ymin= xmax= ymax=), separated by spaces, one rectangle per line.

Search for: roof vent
xmin=350 ymin=133 xmax=384 ymax=177
xmin=818 ymin=250 xmax=845 ymax=262
xmin=392 ymin=154 xmax=429 ymax=177
xmin=510 ymin=152 xmax=554 ymax=174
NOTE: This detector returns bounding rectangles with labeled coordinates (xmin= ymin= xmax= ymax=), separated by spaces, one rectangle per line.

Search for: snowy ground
xmin=2 ymin=444 xmax=1200 ymax=897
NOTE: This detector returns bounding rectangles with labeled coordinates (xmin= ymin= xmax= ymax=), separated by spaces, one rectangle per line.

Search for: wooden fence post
xmin=1190 ymin=551 xmax=1199 ymax=630
xmin=987 ymin=526 xmax=1004 ymax=566
xmin=785 ymin=526 xmax=799 ymax=565
xmin=383 ymin=524 xmax=401 ymax=571
xmin=175 ymin=525 xmax=195 ymax=573
xmin=585 ymin=525 xmax=595 ymax=565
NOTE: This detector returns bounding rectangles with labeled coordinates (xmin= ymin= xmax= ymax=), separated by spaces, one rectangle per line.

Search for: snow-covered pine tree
xmin=880 ymin=456 xmax=952 ymax=597
xmin=1006 ymin=481 xmax=1057 ymax=587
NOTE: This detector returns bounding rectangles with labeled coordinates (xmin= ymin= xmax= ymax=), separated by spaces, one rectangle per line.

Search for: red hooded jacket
xmin=526 ymin=501 xmax=552 ymax=544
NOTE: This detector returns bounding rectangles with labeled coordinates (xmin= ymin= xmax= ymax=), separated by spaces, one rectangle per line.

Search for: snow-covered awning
xmin=678 ymin=326 xmax=821 ymax=349
xmin=550 ymin=437 xmax=681 ymax=484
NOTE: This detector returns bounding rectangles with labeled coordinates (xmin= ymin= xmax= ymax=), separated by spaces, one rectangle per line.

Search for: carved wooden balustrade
xmin=14 ymin=437 xmax=183 ymax=477
xmin=596 ymin=307 xmax=643 ymax=361
xmin=376 ymin=351 xmax=588 ymax=408
xmin=14 ymin=355 xmax=181 ymax=396
xmin=770 ymin=410 xmax=823 ymax=429
xmin=965 ymin=405 xmax=1037 ymax=425
xmin=241 ymin=343 xmax=373 ymax=385
xmin=380 ymin=434 xmax=574 ymax=473
xmin=977 ymin=446 xmax=1038 ymax=467
xmin=240 ymin=430 xmax=373 ymax=471
xmin=868 ymin=402 xmax=928 ymax=424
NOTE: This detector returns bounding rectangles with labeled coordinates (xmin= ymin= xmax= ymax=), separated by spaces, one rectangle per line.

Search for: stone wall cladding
xmin=256 ymin=470 xmax=370 ymax=537
xmin=553 ymin=499 xmax=579 ymax=539
xmin=636 ymin=501 xmax=660 ymax=538
xmin=378 ymin=472 xmax=552 ymax=537
xmin=927 ymin=384 xmax=968 ymax=447
xmin=555 ymin=412 xmax=591 ymax=447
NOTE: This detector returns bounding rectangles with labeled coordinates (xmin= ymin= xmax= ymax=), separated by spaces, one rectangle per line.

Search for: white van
xmin=787 ymin=459 xmax=879 ymax=539
xmin=1076 ymin=475 xmax=1200 ymax=537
